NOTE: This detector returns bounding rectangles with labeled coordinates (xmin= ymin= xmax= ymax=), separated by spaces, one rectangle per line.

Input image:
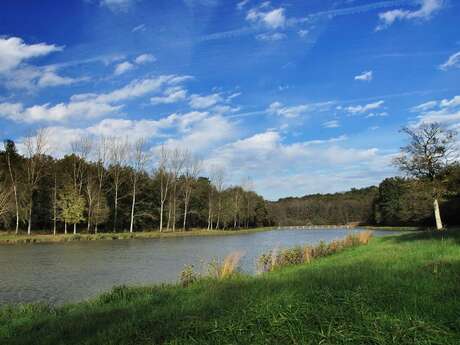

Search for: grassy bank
xmin=1 ymin=230 xmax=459 ymax=344
xmin=0 ymin=227 xmax=275 ymax=244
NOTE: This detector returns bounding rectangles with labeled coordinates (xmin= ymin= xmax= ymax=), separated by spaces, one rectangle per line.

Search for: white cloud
xmin=323 ymin=120 xmax=340 ymax=128
xmin=412 ymin=95 xmax=460 ymax=127
xmin=347 ymin=100 xmax=384 ymax=114
xmin=439 ymin=51 xmax=460 ymax=71
xmin=135 ymin=53 xmax=156 ymax=64
xmin=0 ymin=75 xmax=188 ymax=123
xmin=132 ymin=24 xmax=147 ymax=32
xmin=256 ymin=32 xmax=287 ymax=41
xmin=410 ymin=100 xmax=438 ymax=112
xmin=189 ymin=93 xmax=222 ymax=109
xmin=376 ymin=0 xmax=444 ymax=30
xmin=0 ymin=100 xmax=121 ymax=123
xmin=246 ymin=7 xmax=286 ymax=29
xmin=100 ymin=0 xmax=137 ymax=12
xmin=0 ymin=37 xmax=62 ymax=74
xmin=297 ymin=29 xmax=309 ymax=38
xmin=114 ymin=61 xmax=135 ymax=75
xmin=204 ymin=130 xmax=392 ymax=198
xmin=354 ymin=70 xmax=373 ymax=82
xmin=440 ymin=95 xmax=460 ymax=108
xmin=237 ymin=0 xmax=250 ymax=10
xmin=268 ymin=101 xmax=333 ymax=118
xmin=151 ymin=86 xmax=187 ymax=105
xmin=161 ymin=115 xmax=235 ymax=152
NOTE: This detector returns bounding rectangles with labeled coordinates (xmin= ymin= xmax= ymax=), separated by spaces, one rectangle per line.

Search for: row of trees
xmin=270 ymin=123 xmax=459 ymax=229
xmin=0 ymin=131 xmax=272 ymax=234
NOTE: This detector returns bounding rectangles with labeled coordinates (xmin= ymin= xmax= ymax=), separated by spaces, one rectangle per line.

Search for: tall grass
xmin=258 ymin=230 xmax=373 ymax=272
xmin=179 ymin=251 xmax=244 ymax=286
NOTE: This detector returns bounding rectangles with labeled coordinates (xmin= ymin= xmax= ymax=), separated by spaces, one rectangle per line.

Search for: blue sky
xmin=0 ymin=0 xmax=459 ymax=200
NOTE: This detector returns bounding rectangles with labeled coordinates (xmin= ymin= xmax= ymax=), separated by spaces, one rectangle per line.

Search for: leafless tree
xmin=108 ymin=137 xmax=128 ymax=232
xmin=70 ymin=136 xmax=93 ymax=234
xmin=23 ymin=128 xmax=49 ymax=235
xmin=394 ymin=123 xmax=458 ymax=230
xmin=94 ymin=136 xmax=109 ymax=233
xmin=182 ymin=152 xmax=201 ymax=231
xmin=212 ymin=168 xmax=225 ymax=229
xmin=169 ymin=148 xmax=186 ymax=232
xmin=129 ymin=138 xmax=149 ymax=233
xmin=156 ymin=145 xmax=172 ymax=232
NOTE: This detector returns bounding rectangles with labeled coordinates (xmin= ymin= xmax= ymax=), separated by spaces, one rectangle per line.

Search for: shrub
xmin=208 ymin=251 xmax=244 ymax=279
xmin=258 ymin=231 xmax=374 ymax=272
xmin=180 ymin=265 xmax=199 ymax=287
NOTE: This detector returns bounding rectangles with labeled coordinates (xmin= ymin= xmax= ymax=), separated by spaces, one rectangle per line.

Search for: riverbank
xmin=0 ymin=227 xmax=275 ymax=244
xmin=1 ymin=230 xmax=459 ymax=344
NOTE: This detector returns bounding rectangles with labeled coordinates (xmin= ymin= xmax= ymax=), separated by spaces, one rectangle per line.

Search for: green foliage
xmin=179 ymin=264 xmax=199 ymax=287
xmin=57 ymin=186 xmax=86 ymax=225
xmin=1 ymin=231 xmax=460 ymax=344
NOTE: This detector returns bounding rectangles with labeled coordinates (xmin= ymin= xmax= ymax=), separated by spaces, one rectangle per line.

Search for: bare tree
xmin=394 ymin=123 xmax=458 ymax=230
xmin=94 ymin=136 xmax=109 ymax=234
xmin=212 ymin=168 xmax=225 ymax=229
xmin=182 ymin=152 xmax=201 ymax=231
xmin=170 ymin=148 xmax=186 ymax=232
xmin=129 ymin=138 xmax=149 ymax=233
xmin=23 ymin=129 xmax=49 ymax=235
xmin=157 ymin=146 xmax=172 ymax=232
xmin=108 ymin=137 xmax=128 ymax=232
xmin=3 ymin=140 xmax=20 ymax=234
xmin=70 ymin=136 xmax=93 ymax=234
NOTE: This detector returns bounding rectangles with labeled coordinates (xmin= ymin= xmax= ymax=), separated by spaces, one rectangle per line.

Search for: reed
xmin=258 ymin=231 xmax=374 ymax=272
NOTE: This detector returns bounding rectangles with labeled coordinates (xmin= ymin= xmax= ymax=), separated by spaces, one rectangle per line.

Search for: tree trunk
xmin=27 ymin=200 xmax=32 ymax=235
xmin=114 ymin=184 xmax=118 ymax=232
xmin=129 ymin=181 xmax=136 ymax=233
xmin=73 ymin=223 xmax=77 ymax=235
xmin=64 ymin=222 xmax=67 ymax=235
xmin=13 ymin=185 xmax=19 ymax=235
xmin=182 ymin=202 xmax=188 ymax=231
xmin=159 ymin=201 xmax=164 ymax=232
xmin=433 ymin=198 xmax=443 ymax=230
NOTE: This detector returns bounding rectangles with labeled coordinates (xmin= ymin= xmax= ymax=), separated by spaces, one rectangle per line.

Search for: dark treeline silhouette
xmin=269 ymin=165 xmax=460 ymax=227
xmin=0 ymin=134 xmax=272 ymax=234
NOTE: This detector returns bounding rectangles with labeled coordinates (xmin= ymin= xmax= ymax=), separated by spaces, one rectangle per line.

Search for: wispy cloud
xmin=323 ymin=120 xmax=340 ymax=128
xmin=439 ymin=51 xmax=460 ymax=71
xmin=354 ymin=70 xmax=373 ymax=82
xmin=347 ymin=101 xmax=385 ymax=114
xmin=376 ymin=0 xmax=444 ymax=31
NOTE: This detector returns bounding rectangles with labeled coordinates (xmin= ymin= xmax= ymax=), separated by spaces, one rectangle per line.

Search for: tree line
xmin=1 ymin=122 xmax=458 ymax=233
xmin=0 ymin=131 xmax=272 ymax=234
xmin=270 ymin=123 xmax=459 ymax=229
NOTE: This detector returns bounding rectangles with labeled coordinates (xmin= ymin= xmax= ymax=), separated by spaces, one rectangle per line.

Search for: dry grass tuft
xmin=258 ymin=231 xmax=374 ymax=272
xmin=209 ymin=251 xmax=245 ymax=279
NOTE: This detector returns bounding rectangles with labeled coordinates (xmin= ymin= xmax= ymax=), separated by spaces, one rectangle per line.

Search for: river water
xmin=0 ymin=228 xmax=399 ymax=305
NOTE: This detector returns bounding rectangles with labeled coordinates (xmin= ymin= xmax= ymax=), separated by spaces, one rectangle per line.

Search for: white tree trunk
xmin=433 ymin=198 xmax=443 ymax=230
xmin=159 ymin=201 xmax=164 ymax=232
xmin=129 ymin=182 xmax=136 ymax=233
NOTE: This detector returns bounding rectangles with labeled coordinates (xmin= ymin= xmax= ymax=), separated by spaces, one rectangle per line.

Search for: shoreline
xmin=0 ymin=227 xmax=276 ymax=245
xmin=0 ymin=225 xmax=429 ymax=245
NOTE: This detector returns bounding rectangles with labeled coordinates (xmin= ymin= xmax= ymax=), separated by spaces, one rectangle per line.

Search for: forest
xmin=1 ymin=123 xmax=459 ymax=234
xmin=0 ymin=132 xmax=271 ymax=234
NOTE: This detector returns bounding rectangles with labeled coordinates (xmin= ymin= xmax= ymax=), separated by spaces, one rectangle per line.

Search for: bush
xmin=258 ymin=231 xmax=374 ymax=272
xmin=180 ymin=265 xmax=199 ymax=287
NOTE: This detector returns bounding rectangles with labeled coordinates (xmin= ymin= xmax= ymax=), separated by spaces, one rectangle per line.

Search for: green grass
xmin=0 ymin=227 xmax=274 ymax=244
xmin=1 ymin=230 xmax=460 ymax=344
